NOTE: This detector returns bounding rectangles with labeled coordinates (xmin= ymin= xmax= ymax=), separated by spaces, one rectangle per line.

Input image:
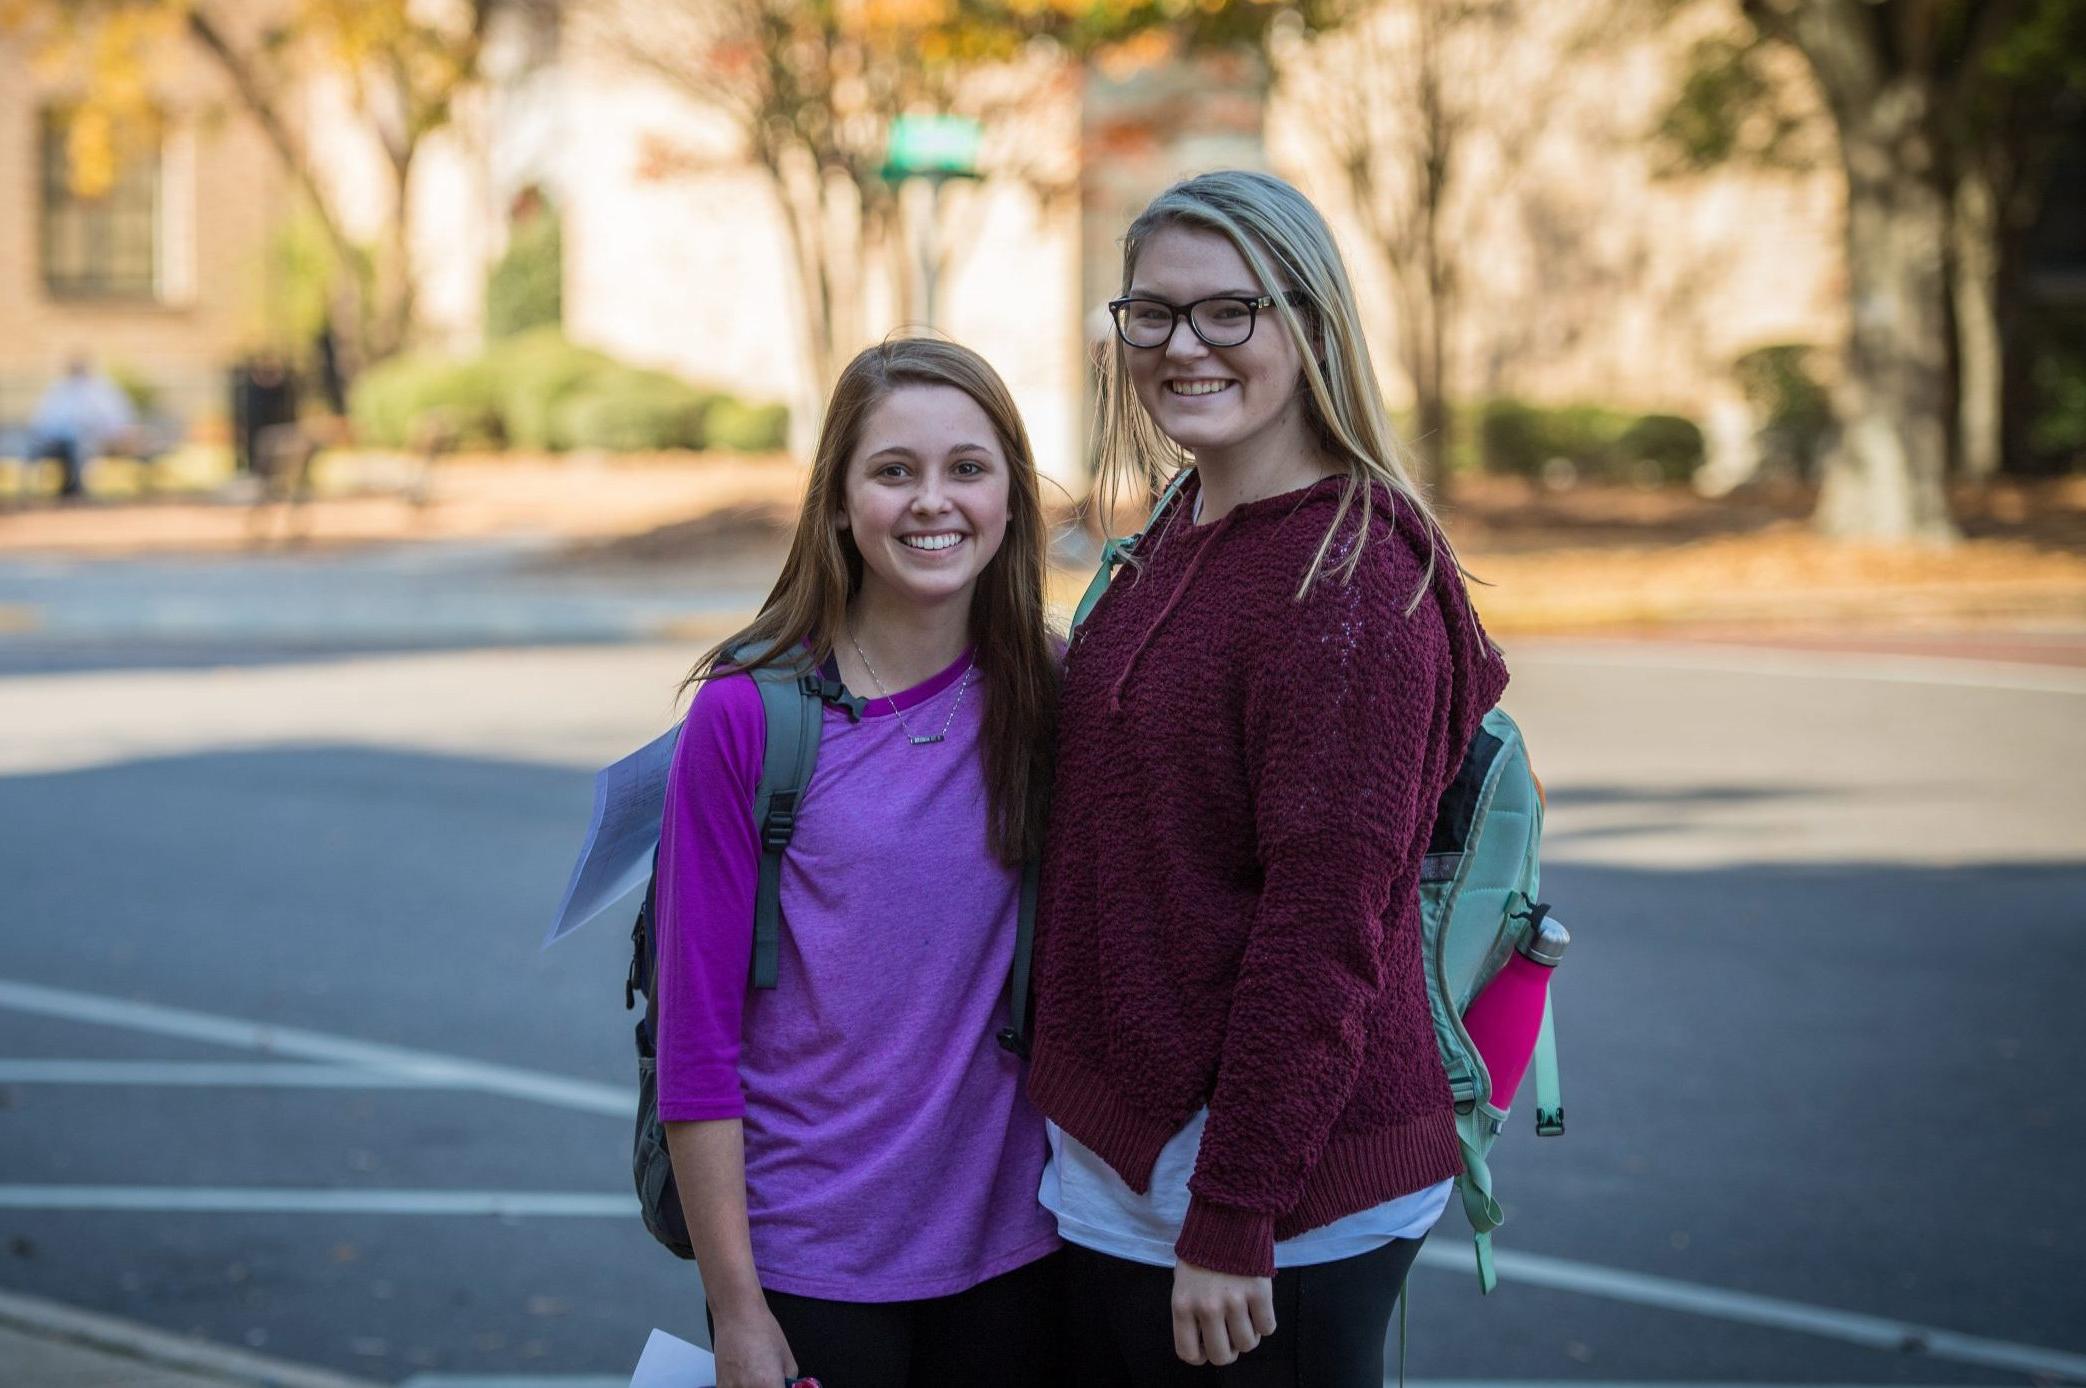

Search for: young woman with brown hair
xmin=655 ymin=338 xmax=1062 ymax=1388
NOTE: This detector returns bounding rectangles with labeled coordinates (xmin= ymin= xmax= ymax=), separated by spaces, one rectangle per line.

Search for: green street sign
xmin=883 ymin=114 xmax=983 ymax=181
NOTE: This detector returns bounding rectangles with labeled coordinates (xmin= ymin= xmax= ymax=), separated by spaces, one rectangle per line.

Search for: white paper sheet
xmin=628 ymin=1326 xmax=718 ymax=1388
xmin=544 ymin=724 xmax=679 ymax=949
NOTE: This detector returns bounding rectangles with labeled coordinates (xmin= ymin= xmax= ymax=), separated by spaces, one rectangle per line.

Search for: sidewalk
xmin=0 ymin=1290 xmax=387 ymax=1388
xmin=3 ymin=455 xmax=2083 ymax=640
xmin=0 ymin=452 xmax=804 ymax=558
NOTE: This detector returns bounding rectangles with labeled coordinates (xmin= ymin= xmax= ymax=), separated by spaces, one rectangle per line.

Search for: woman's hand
xmin=710 ymin=1301 xmax=798 ymax=1388
xmin=1171 ymin=1258 xmax=1277 ymax=1366
xmin=664 ymin=1121 xmax=794 ymax=1387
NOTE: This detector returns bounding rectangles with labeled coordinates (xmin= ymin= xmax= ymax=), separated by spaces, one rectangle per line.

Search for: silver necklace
xmin=847 ymin=629 xmax=975 ymax=746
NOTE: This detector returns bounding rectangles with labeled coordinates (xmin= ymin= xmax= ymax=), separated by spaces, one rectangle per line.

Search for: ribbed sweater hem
xmin=1030 ymin=1042 xmax=1469 ymax=1277
xmin=1268 ymin=1113 xmax=1464 ymax=1239
xmin=1027 ymin=1041 xmax=1176 ymax=1194
xmin=1176 ymin=1197 xmax=1276 ymax=1277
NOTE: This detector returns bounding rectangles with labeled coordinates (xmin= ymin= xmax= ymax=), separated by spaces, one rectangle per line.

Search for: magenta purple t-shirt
xmin=653 ymin=649 xmax=1059 ymax=1301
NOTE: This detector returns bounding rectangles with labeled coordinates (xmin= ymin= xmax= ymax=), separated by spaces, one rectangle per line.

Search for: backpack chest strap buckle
xmin=760 ymin=791 xmax=799 ymax=851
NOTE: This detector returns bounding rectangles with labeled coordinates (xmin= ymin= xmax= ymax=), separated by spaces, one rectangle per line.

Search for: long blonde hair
xmin=1096 ymin=169 xmax=1455 ymax=605
xmin=683 ymin=337 xmax=1058 ymax=866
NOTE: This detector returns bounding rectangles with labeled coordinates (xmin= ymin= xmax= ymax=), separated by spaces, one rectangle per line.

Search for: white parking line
xmin=0 ymin=1060 xmax=453 ymax=1087
xmin=1419 ymin=1244 xmax=2086 ymax=1381
xmin=0 ymin=1186 xmax=634 ymax=1216
xmin=399 ymin=1378 xmax=627 ymax=1388
xmin=8 ymin=976 xmax=2083 ymax=1384
xmin=402 ymin=1380 xmax=2025 ymax=1388
xmin=0 ymin=1287 xmax=384 ymax=1388
xmin=9 ymin=1184 xmax=2082 ymax=1382
xmin=0 ymin=977 xmax=625 ymax=1115
xmin=1516 ymin=641 xmax=2086 ymax=695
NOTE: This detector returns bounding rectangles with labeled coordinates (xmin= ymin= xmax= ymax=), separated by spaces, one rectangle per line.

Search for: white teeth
xmin=1169 ymin=381 xmax=1231 ymax=396
xmin=902 ymin=533 xmax=962 ymax=551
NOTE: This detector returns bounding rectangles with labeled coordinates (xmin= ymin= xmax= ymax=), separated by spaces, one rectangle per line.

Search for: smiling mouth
xmin=1167 ymin=380 xmax=1233 ymax=396
xmin=901 ymin=533 xmax=966 ymax=552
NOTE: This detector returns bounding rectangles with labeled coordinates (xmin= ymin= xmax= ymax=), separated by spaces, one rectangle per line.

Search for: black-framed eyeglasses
xmin=1107 ymin=293 xmax=1303 ymax=349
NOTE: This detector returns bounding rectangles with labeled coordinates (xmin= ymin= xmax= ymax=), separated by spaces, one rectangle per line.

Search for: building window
xmin=40 ymin=109 xmax=162 ymax=301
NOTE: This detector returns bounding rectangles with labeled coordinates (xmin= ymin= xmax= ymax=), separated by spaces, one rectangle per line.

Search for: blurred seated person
xmin=29 ymin=356 xmax=136 ymax=500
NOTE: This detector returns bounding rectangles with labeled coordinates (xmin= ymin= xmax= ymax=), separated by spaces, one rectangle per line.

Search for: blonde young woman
xmin=656 ymin=339 xmax=1063 ymax=1388
xmin=1028 ymin=171 xmax=1510 ymax=1386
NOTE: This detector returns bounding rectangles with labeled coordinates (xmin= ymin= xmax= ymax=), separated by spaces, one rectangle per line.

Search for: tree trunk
xmin=371 ymin=147 xmax=420 ymax=360
xmin=1389 ymin=267 xmax=1435 ymax=486
xmin=1415 ymin=145 xmax=1453 ymax=500
xmin=1412 ymin=382 xmax=1450 ymax=497
xmin=1786 ymin=2 xmax=1959 ymax=544
xmin=1951 ymin=162 xmax=2004 ymax=483
xmin=768 ymin=144 xmax=841 ymax=460
xmin=186 ymin=8 xmax=372 ymax=361
xmin=1815 ymin=123 xmax=1956 ymax=542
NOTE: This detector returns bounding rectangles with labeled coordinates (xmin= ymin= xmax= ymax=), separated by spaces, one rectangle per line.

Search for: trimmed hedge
xmin=491 ymin=329 xmax=621 ymax=451
xmin=349 ymin=332 xmax=787 ymax=453
xmin=702 ymin=397 xmax=790 ymax=453
xmin=1477 ymin=399 xmax=1704 ymax=485
xmin=554 ymin=372 xmax=714 ymax=452
xmin=486 ymin=212 xmax=563 ymax=341
xmin=1733 ymin=344 xmax=1832 ymax=477
xmin=349 ymin=352 xmax=504 ymax=449
xmin=1619 ymin=414 xmax=1708 ymax=481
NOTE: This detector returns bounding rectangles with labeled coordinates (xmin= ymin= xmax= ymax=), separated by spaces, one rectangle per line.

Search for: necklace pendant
xmin=907 ymin=734 xmax=945 ymax=746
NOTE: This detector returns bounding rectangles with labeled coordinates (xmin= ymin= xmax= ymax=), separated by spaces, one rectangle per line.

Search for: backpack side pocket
xmin=633 ymin=1037 xmax=695 ymax=1260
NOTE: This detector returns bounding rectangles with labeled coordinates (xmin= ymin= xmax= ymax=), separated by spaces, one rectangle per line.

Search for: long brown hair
xmin=682 ymin=337 xmax=1059 ymax=866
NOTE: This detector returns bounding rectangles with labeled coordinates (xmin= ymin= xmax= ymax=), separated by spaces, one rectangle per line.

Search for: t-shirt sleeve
xmin=654 ymin=671 xmax=767 ymax=1121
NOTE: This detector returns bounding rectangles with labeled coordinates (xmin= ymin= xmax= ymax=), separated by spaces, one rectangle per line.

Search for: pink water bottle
xmin=1461 ymin=909 xmax=1569 ymax=1112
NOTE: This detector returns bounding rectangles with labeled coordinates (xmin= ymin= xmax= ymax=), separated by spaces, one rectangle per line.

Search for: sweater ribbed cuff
xmin=1175 ymin=1195 xmax=1276 ymax=1279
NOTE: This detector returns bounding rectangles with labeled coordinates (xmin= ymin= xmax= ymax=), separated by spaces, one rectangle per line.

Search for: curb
xmin=0 ymin=1288 xmax=389 ymax=1388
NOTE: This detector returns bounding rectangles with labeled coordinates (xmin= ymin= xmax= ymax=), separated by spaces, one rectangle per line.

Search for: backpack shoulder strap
xmin=1533 ymin=991 xmax=1563 ymax=1135
xmin=738 ymin=646 xmax=828 ymax=990
xmin=999 ymin=856 xmax=1039 ymax=1057
xmin=729 ymin=645 xmax=1041 ymax=1043
xmin=1071 ymin=469 xmax=1195 ymax=632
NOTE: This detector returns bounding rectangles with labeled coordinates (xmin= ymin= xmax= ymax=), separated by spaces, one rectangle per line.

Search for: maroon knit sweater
xmin=1028 ymin=472 xmax=1509 ymax=1278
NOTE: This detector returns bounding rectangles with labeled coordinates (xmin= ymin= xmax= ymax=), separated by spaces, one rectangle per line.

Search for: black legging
xmin=718 ymin=1249 xmax=1065 ymax=1388
xmin=1060 ymin=1236 xmax=1425 ymax=1387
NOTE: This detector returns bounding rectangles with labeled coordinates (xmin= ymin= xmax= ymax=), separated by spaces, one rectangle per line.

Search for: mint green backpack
xmin=1074 ymin=478 xmax=1564 ymax=1296
xmin=1417 ymin=707 xmax=1561 ymax=1293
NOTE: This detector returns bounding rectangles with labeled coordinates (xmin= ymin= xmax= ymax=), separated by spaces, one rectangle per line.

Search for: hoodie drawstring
xmin=1106 ymin=507 xmax=1237 ymax=713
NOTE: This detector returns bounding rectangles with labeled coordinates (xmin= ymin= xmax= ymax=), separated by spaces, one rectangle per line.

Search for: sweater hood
xmin=1358 ymin=477 xmax=1511 ymax=760
xmin=1112 ymin=472 xmax=1508 ymax=734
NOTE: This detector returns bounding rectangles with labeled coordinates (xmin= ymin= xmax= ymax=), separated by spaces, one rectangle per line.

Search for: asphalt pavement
xmin=1 ymin=545 xmax=2082 ymax=1387
xmin=0 ymin=539 xmax=765 ymax=676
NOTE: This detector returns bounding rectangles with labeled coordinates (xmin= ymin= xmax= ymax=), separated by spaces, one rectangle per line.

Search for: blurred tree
xmin=5 ymin=0 xmax=498 ymax=372
xmin=1274 ymin=1 xmax=1534 ymax=498
xmin=1274 ymin=3 xmax=1642 ymax=498
xmin=585 ymin=0 xmax=1330 ymax=452
xmin=1655 ymin=0 xmax=2086 ymax=540
xmin=1949 ymin=6 xmax=2086 ymax=481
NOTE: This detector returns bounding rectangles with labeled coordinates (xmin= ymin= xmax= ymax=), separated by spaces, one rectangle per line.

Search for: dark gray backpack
xmin=626 ymin=649 xmax=1037 ymax=1259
